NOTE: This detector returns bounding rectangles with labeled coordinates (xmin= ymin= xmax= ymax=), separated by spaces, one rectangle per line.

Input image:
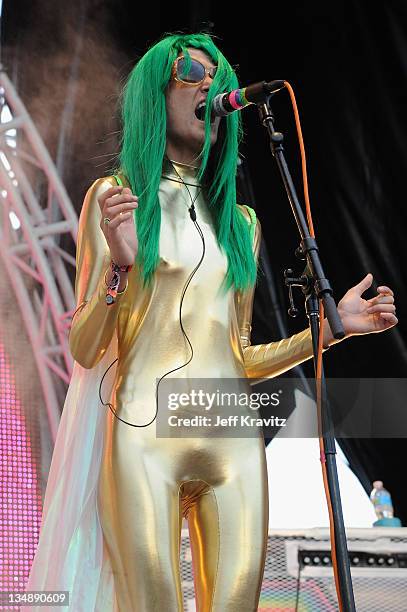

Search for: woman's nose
xmin=200 ymin=76 xmax=212 ymax=93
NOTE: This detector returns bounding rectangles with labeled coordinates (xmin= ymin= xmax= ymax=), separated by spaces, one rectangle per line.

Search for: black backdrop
xmin=2 ymin=0 xmax=407 ymax=522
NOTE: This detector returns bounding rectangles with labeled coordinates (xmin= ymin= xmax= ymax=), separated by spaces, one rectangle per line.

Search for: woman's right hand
xmin=98 ymin=186 xmax=139 ymax=266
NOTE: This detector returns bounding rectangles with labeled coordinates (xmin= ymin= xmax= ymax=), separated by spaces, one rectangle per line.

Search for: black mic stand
xmin=257 ymin=96 xmax=356 ymax=612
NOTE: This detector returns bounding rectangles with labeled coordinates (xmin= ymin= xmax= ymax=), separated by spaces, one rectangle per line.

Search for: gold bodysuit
xmin=69 ymin=162 xmax=316 ymax=612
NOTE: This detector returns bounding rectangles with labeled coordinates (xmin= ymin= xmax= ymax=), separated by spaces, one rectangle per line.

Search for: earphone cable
xmin=99 ymin=161 xmax=205 ymax=427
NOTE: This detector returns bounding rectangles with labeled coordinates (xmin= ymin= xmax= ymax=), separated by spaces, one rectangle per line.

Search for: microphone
xmin=212 ymin=80 xmax=286 ymax=117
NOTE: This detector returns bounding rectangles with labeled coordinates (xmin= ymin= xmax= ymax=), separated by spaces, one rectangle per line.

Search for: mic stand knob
xmin=295 ymin=245 xmax=306 ymax=260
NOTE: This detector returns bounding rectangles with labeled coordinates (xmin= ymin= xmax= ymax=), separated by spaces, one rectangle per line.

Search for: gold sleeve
xmin=235 ymin=209 xmax=319 ymax=380
xmin=69 ymin=176 xmax=128 ymax=369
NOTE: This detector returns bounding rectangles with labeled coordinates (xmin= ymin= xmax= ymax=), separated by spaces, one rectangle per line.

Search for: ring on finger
xmin=103 ymin=217 xmax=111 ymax=225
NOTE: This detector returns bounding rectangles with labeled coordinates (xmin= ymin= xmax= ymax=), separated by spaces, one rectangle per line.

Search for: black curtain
xmin=3 ymin=0 xmax=407 ymax=522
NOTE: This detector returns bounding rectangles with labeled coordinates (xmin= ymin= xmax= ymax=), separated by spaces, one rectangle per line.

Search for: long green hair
xmin=118 ymin=32 xmax=257 ymax=291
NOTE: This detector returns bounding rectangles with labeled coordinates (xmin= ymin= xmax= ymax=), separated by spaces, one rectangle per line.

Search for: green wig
xmin=118 ymin=32 xmax=257 ymax=291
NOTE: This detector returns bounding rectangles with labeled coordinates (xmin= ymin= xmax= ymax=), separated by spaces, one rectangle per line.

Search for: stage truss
xmin=0 ymin=67 xmax=78 ymax=441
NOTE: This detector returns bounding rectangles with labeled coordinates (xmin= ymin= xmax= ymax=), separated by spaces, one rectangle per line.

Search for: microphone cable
xmin=98 ymin=161 xmax=206 ymax=427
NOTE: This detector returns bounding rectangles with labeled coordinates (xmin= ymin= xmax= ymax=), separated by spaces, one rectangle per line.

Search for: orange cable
xmin=283 ymin=81 xmax=315 ymax=238
xmin=283 ymin=80 xmax=344 ymax=612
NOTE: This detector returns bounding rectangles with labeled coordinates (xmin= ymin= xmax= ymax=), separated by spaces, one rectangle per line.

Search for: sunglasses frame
xmin=171 ymin=56 xmax=217 ymax=86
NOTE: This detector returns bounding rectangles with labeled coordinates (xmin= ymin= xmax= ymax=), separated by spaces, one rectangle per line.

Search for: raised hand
xmin=336 ymin=273 xmax=398 ymax=337
xmin=98 ymin=186 xmax=139 ymax=266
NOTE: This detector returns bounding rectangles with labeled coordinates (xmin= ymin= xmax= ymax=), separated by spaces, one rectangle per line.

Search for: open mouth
xmin=195 ymin=101 xmax=206 ymax=121
xmin=194 ymin=101 xmax=215 ymax=124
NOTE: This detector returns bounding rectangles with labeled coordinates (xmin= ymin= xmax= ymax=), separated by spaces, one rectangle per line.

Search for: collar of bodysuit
xmin=162 ymin=157 xmax=202 ymax=187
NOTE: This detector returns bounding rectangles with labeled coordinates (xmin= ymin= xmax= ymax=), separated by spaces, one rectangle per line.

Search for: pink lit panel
xmin=0 ymin=340 xmax=42 ymax=604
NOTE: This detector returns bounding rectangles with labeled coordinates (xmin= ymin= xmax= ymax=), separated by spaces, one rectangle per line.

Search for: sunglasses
xmin=171 ymin=56 xmax=217 ymax=85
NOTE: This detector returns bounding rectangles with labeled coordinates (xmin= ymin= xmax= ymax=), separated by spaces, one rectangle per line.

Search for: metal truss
xmin=0 ymin=67 xmax=78 ymax=442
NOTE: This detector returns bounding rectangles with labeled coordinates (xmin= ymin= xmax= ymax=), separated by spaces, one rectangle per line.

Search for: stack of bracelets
xmin=105 ymin=261 xmax=133 ymax=305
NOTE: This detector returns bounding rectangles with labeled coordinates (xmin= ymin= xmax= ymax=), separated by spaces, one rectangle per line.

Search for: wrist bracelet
xmin=106 ymin=261 xmax=133 ymax=306
xmin=104 ymin=271 xmax=128 ymax=295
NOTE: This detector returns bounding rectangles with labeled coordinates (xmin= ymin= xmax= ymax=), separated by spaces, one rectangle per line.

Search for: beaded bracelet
xmin=105 ymin=261 xmax=133 ymax=305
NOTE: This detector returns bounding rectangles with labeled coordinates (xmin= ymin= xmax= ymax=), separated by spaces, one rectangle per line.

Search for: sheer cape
xmin=26 ymin=334 xmax=119 ymax=612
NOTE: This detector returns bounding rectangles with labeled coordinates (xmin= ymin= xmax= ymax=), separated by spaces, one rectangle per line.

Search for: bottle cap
xmin=373 ymin=480 xmax=383 ymax=489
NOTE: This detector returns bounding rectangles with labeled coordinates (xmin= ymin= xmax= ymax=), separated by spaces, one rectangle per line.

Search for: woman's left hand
xmin=338 ymin=272 xmax=398 ymax=335
xmin=323 ymin=273 xmax=398 ymax=346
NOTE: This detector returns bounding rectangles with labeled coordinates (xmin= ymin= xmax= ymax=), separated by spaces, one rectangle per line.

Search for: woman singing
xmin=27 ymin=33 xmax=398 ymax=612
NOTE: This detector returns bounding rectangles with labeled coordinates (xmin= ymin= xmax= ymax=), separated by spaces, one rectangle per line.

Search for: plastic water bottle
xmin=370 ymin=481 xmax=394 ymax=519
xmin=370 ymin=481 xmax=401 ymax=527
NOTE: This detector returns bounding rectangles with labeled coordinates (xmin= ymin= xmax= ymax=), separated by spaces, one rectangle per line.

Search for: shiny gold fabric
xmin=69 ymin=162 xmax=316 ymax=611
